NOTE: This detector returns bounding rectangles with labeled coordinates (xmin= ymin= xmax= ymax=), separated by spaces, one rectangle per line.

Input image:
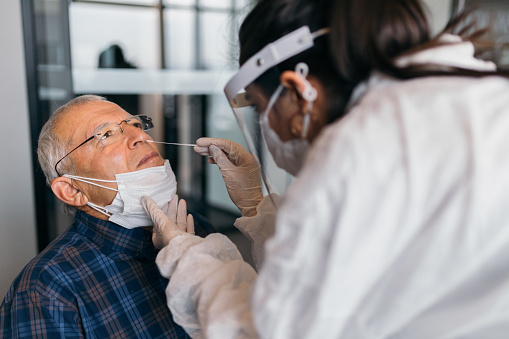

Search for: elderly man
xmin=0 ymin=95 xmax=212 ymax=338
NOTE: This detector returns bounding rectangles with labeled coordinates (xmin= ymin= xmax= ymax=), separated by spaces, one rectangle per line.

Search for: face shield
xmin=224 ymin=26 xmax=329 ymax=194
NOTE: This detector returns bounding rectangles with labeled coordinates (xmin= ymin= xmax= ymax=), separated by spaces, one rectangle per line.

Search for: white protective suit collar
xmin=347 ymin=34 xmax=497 ymax=111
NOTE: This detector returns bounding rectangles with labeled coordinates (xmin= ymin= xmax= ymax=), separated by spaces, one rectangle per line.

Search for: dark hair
xmin=238 ymin=0 xmax=507 ymax=124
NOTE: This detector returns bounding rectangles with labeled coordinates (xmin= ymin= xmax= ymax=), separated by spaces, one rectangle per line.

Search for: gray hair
xmin=37 ymin=94 xmax=108 ymax=214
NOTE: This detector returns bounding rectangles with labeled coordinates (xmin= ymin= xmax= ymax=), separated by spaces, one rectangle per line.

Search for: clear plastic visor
xmin=228 ymin=68 xmax=293 ymax=196
xmin=224 ymin=25 xmax=329 ymax=195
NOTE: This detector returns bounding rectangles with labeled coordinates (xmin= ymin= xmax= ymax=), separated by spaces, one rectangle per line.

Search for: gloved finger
xmin=176 ymin=198 xmax=188 ymax=232
xmin=197 ymin=137 xmax=235 ymax=153
xmin=221 ymin=139 xmax=242 ymax=164
xmin=141 ymin=195 xmax=158 ymax=217
xmin=194 ymin=145 xmax=211 ymax=156
xmin=207 ymin=157 xmax=216 ymax=165
xmin=141 ymin=196 xmax=172 ymax=231
xmin=211 ymin=140 xmax=248 ymax=167
xmin=209 ymin=145 xmax=235 ymax=171
xmin=186 ymin=214 xmax=194 ymax=235
xmin=196 ymin=137 xmax=225 ymax=148
xmin=161 ymin=200 xmax=171 ymax=215
xmin=167 ymin=194 xmax=179 ymax=223
xmin=197 ymin=138 xmax=250 ymax=165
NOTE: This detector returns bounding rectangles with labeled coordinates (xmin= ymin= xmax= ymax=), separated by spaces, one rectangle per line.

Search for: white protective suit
xmin=156 ymin=35 xmax=509 ymax=338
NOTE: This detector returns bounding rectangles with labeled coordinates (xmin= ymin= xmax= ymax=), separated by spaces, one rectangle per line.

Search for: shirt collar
xmin=74 ymin=210 xmax=157 ymax=256
xmin=394 ymin=33 xmax=496 ymax=72
xmin=346 ymin=34 xmax=497 ymax=111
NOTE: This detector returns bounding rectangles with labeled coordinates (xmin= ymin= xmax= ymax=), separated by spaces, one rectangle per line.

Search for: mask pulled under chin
xmin=260 ymin=85 xmax=310 ymax=177
xmin=64 ymin=160 xmax=177 ymax=229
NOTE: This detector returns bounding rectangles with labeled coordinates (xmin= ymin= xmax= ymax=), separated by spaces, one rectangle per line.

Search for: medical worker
xmin=142 ymin=0 xmax=509 ymax=337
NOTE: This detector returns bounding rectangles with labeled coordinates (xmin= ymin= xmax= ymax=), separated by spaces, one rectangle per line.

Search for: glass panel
xmin=235 ymin=0 xmax=252 ymax=10
xmin=164 ymin=9 xmax=196 ymax=69
xmin=81 ymin=0 xmax=159 ymax=5
xmin=231 ymin=1 xmax=251 ymax=47
xmin=199 ymin=11 xmax=236 ymax=69
xmin=22 ymin=0 xmax=75 ymax=249
xmin=69 ymin=3 xmax=160 ymax=70
xmin=199 ymin=0 xmax=231 ymax=9
xmin=163 ymin=0 xmax=196 ymax=6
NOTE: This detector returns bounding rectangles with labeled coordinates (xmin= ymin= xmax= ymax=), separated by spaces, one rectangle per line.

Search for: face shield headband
xmin=225 ymin=26 xmax=329 ymax=104
xmin=223 ymin=26 xmax=329 ymax=193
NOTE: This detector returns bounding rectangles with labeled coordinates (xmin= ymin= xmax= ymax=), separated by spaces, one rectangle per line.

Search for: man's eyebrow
xmin=92 ymin=122 xmax=113 ymax=135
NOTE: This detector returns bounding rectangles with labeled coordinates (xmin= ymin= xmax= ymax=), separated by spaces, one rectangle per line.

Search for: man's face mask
xmin=64 ymin=160 xmax=177 ymax=229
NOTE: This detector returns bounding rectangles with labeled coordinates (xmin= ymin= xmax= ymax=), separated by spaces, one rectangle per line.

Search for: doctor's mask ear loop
xmin=295 ymin=62 xmax=317 ymax=139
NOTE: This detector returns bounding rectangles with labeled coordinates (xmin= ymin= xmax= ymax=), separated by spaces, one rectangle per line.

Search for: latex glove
xmin=194 ymin=138 xmax=263 ymax=217
xmin=141 ymin=194 xmax=195 ymax=249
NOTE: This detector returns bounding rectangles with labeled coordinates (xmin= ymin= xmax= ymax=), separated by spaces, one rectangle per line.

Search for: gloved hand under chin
xmin=194 ymin=138 xmax=263 ymax=217
xmin=141 ymin=194 xmax=195 ymax=249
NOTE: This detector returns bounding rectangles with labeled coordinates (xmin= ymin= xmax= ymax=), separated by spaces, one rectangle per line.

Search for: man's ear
xmin=51 ymin=177 xmax=89 ymax=207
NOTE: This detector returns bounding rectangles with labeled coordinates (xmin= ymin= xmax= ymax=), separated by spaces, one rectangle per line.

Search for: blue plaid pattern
xmin=0 ymin=210 xmax=213 ymax=338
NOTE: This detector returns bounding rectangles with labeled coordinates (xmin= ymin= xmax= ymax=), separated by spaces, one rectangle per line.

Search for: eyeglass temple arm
xmin=54 ymin=136 xmax=95 ymax=177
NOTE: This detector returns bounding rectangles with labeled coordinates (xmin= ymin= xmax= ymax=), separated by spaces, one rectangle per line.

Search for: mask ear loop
xmin=261 ymin=85 xmax=285 ymax=124
xmin=87 ymin=202 xmax=113 ymax=217
xmin=295 ymin=62 xmax=317 ymax=139
xmin=63 ymin=174 xmax=118 ymax=192
xmin=258 ymin=84 xmax=285 ymax=199
xmin=63 ymin=174 xmax=118 ymax=217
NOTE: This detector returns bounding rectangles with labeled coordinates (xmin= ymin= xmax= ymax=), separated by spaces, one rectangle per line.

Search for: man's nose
xmin=123 ymin=124 xmax=148 ymax=148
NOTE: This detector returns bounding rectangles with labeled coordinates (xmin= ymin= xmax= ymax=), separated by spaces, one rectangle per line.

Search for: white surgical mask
xmin=64 ymin=160 xmax=177 ymax=229
xmin=260 ymin=84 xmax=310 ymax=177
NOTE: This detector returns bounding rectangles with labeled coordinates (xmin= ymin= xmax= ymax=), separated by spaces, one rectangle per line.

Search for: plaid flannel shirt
xmin=0 ymin=210 xmax=213 ymax=338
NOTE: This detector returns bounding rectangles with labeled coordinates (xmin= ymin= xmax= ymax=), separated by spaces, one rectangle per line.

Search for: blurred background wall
xmin=0 ymin=1 xmax=37 ymax=298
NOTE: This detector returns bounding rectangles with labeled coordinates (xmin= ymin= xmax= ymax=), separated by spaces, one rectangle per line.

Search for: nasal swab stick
xmin=147 ymin=140 xmax=197 ymax=147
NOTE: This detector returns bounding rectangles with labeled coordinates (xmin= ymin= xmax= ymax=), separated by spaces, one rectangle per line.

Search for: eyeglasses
xmin=54 ymin=115 xmax=154 ymax=177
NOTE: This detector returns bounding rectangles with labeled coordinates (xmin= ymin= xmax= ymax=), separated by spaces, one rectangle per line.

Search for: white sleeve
xmin=156 ymin=233 xmax=259 ymax=339
xmin=233 ymin=193 xmax=281 ymax=269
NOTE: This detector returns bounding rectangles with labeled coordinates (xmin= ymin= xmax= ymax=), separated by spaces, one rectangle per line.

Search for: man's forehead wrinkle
xmin=81 ymin=108 xmax=124 ymax=135
xmin=89 ymin=114 xmax=132 ymax=136
xmin=61 ymin=102 xmax=132 ymax=146
xmin=93 ymin=122 xmax=113 ymax=135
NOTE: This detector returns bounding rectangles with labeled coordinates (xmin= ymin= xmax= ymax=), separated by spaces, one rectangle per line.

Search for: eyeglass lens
xmin=94 ymin=115 xmax=154 ymax=147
